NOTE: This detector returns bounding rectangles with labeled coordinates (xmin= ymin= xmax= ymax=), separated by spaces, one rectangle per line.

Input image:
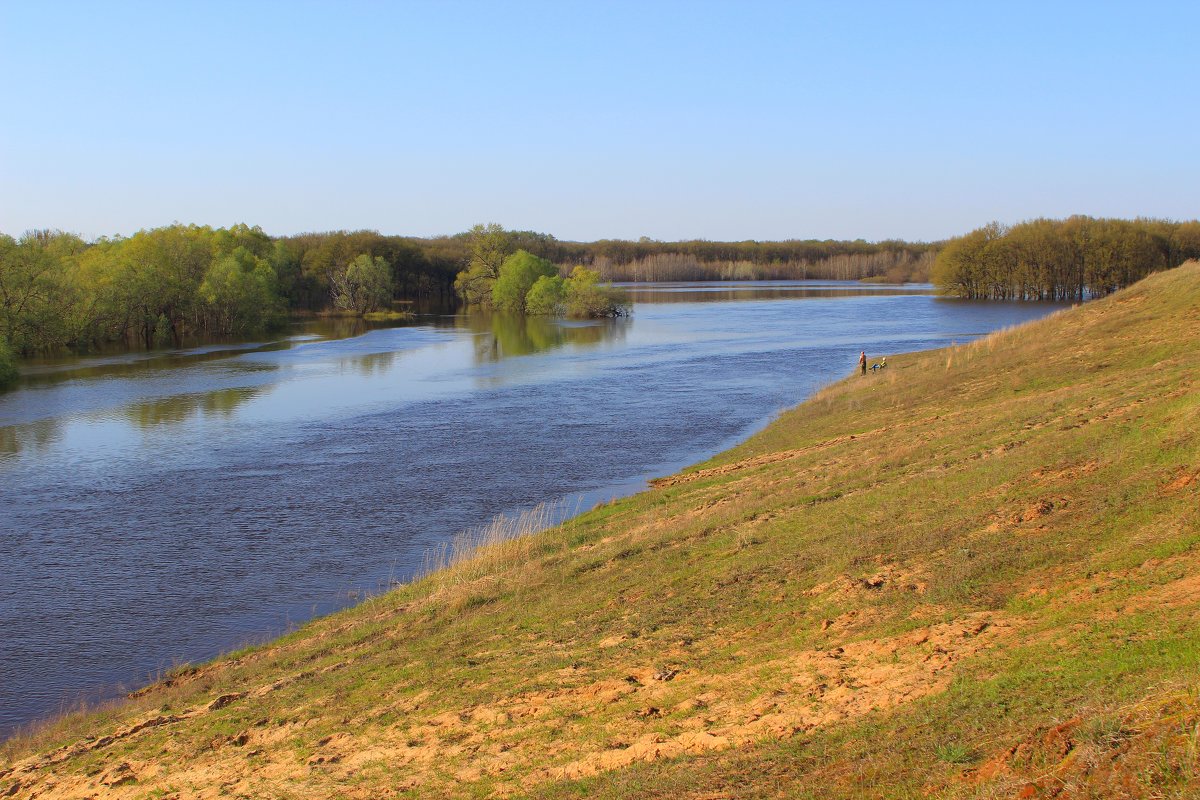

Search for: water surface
xmin=0 ymin=282 xmax=1061 ymax=736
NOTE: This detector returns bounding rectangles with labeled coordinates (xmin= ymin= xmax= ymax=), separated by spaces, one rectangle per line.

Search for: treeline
xmin=8 ymin=216 xmax=1193 ymax=366
xmin=0 ymin=225 xmax=462 ymax=355
xmin=278 ymin=229 xmax=462 ymax=310
xmin=556 ymin=239 xmax=937 ymax=283
xmin=933 ymin=217 xmax=1200 ymax=301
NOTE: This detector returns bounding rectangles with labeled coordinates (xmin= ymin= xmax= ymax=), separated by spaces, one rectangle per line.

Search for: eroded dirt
xmin=1 ymin=607 xmax=1014 ymax=799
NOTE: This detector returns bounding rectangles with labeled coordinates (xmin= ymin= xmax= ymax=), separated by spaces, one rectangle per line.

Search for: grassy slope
xmin=3 ymin=264 xmax=1199 ymax=799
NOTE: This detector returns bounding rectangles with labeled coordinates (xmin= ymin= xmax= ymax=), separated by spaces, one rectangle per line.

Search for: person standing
xmin=858 ymin=351 xmax=867 ymax=376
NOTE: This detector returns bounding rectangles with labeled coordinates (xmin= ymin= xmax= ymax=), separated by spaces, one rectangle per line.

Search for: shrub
xmin=564 ymin=266 xmax=629 ymax=318
xmin=492 ymin=250 xmax=558 ymax=313
xmin=525 ymin=275 xmax=566 ymax=316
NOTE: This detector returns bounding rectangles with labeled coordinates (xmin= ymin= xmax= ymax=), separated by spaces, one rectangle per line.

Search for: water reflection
xmin=18 ymin=343 xmax=287 ymax=386
xmin=121 ymin=387 xmax=261 ymax=429
xmin=14 ymin=315 xmax=424 ymax=389
xmin=297 ymin=315 xmax=411 ymax=342
xmin=619 ymin=280 xmax=933 ymax=304
xmin=0 ymin=417 xmax=63 ymax=459
xmin=458 ymin=313 xmax=629 ymax=363
xmin=4 ymin=283 xmax=923 ymax=391
xmin=347 ymin=349 xmax=397 ymax=377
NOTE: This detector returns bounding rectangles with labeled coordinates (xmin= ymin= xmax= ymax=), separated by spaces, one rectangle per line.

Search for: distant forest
xmin=554 ymin=239 xmax=937 ymax=284
xmin=934 ymin=217 xmax=1200 ymax=301
xmin=2 ymin=216 xmax=1197 ymax=367
xmin=0 ymin=225 xmax=936 ymax=358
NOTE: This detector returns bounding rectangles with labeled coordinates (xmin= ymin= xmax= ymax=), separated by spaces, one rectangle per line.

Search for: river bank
xmin=2 ymin=264 xmax=1197 ymax=798
xmin=0 ymin=284 xmax=1058 ymax=738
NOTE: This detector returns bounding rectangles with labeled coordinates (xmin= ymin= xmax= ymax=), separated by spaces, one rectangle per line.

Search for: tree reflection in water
xmin=458 ymin=313 xmax=628 ymax=363
xmin=0 ymin=416 xmax=62 ymax=459
xmin=122 ymin=387 xmax=262 ymax=429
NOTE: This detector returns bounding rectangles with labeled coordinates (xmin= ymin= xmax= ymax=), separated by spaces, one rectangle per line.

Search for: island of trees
xmin=452 ymin=224 xmax=628 ymax=317
xmin=3 ymin=215 xmax=1198 ymax=388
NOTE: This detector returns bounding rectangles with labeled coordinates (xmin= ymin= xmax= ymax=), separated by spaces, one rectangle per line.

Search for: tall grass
xmin=418 ymin=502 xmax=561 ymax=590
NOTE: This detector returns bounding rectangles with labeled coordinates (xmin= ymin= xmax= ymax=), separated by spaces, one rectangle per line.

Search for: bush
xmin=525 ymin=275 xmax=566 ymax=315
xmin=492 ymin=250 xmax=558 ymax=313
xmin=563 ymin=266 xmax=629 ymax=318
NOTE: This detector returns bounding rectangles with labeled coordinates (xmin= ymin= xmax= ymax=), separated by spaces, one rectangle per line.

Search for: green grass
xmin=362 ymin=310 xmax=413 ymax=321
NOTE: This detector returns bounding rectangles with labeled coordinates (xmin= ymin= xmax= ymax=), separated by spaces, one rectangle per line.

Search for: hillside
xmin=2 ymin=263 xmax=1198 ymax=799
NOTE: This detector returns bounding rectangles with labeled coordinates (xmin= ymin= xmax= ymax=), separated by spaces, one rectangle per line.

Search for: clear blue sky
xmin=2 ymin=0 xmax=1197 ymax=242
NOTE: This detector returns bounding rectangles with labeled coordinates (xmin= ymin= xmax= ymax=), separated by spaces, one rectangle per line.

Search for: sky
xmin=2 ymin=0 xmax=1198 ymax=243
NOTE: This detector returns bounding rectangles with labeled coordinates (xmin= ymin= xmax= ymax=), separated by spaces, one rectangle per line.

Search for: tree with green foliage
xmin=525 ymin=274 xmax=566 ymax=316
xmin=108 ymin=225 xmax=214 ymax=347
xmin=199 ymin=247 xmax=284 ymax=334
xmin=563 ymin=266 xmax=629 ymax=318
xmin=331 ymin=254 xmax=393 ymax=315
xmin=4 ymin=216 xmax=1199 ymax=363
xmin=0 ymin=334 xmax=18 ymax=390
xmin=932 ymin=223 xmax=1002 ymax=299
xmin=492 ymin=250 xmax=558 ymax=313
xmin=0 ymin=230 xmax=89 ymax=353
xmin=934 ymin=217 xmax=1192 ymax=301
xmin=454 ymin=223 xmax=513 ymax=307
xmin=267 ymin=240 xmax=303 ymax=306
xmin=1170 ymin=221 xmax=1200 ymax=264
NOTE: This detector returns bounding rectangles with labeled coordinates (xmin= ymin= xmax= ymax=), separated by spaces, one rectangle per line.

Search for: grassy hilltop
xmin=3 ymin=264 xmax=1199 ymax=799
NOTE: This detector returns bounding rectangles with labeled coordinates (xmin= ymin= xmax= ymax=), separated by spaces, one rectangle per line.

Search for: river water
xmin=0 ymin=282 xmax=1060 ymax=736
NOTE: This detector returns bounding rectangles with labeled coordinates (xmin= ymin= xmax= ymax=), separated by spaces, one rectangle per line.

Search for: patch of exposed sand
xmin=3 ymin=607 xmax=1013 ymax=799
xmin=533 ymin=612 xmax=1011 ymax=787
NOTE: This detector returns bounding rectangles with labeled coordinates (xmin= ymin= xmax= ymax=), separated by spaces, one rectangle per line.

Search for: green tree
xmin=199 ymin=247 xmax=284 ymax=334
xmin=212 ymin=223 xmax=274 ymax=260
xmin=492 ymin=250 xmax=558 ymax=313
xmin=1172 ymin=221 xmax=1200 ymax=264
xmin=563 ymin=266 xmax=629 ymax=317
xmin=0 ymin=230 xmax=89 ymax=353
xmin=933 ymin=217 xmax=1188 ymax=301
xmin=331 ymin=254 xmax=393 ymax=315
xmin=932 ymin=223 xmax=1006 ymax=299
xmin=104 ymin=225 xmax=215 ymax=347
xmin=0 ymin=334 xmax=18 ymax=389
xmin=525 ymin=274 xmax=566 ymax=315
xmin=453 ymin=223 xmax=513 ymax=307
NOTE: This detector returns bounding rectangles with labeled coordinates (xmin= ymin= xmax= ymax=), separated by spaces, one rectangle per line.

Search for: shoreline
xmin=0 ymin=368 xmax=797 ymax=744
xmin=7 ymin=267 xmax=1195 ymax=797
xmin=0 ymin=302 xmax=1056 ymax=743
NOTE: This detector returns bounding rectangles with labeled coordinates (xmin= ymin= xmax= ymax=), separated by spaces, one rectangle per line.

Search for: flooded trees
xmin=456 ymin=242 xmax=629 ymax=319
xmin=562 ymin=266 xmax=629 ymax=318
xmin=0 ymin=335 xmax=17 ymax=389
xmin=524 ymin=275 xmax=566 ymax=316
xmin=199 ymin=247 xmax=285 ymax=334
xmin=0 ymin=230 xmax=92 ymax=353
xmin=452 ymin=229 xmax=630 ymax=319
xmin=454 ymin=223 xmax=513 ymax=308
xmin=331 ymin=254 xmax=393 ymax=315
xmin=933 ymin=217 xmax=1198 ymax=301
xmin=492 ymin=251 xmax=558 ymax=313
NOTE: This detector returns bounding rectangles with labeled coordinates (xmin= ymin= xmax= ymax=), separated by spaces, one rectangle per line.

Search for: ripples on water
xmin=0 ymin=281 xmax=1063 ymax=736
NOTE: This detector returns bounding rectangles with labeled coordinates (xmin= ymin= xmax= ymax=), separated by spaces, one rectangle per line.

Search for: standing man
xmin=859 ymin=350 xmax=867 ymax=376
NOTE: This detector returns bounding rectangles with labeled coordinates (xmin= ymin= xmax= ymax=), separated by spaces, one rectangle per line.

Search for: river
xmin=0 ymin=281 xmax=1062 ymax=737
